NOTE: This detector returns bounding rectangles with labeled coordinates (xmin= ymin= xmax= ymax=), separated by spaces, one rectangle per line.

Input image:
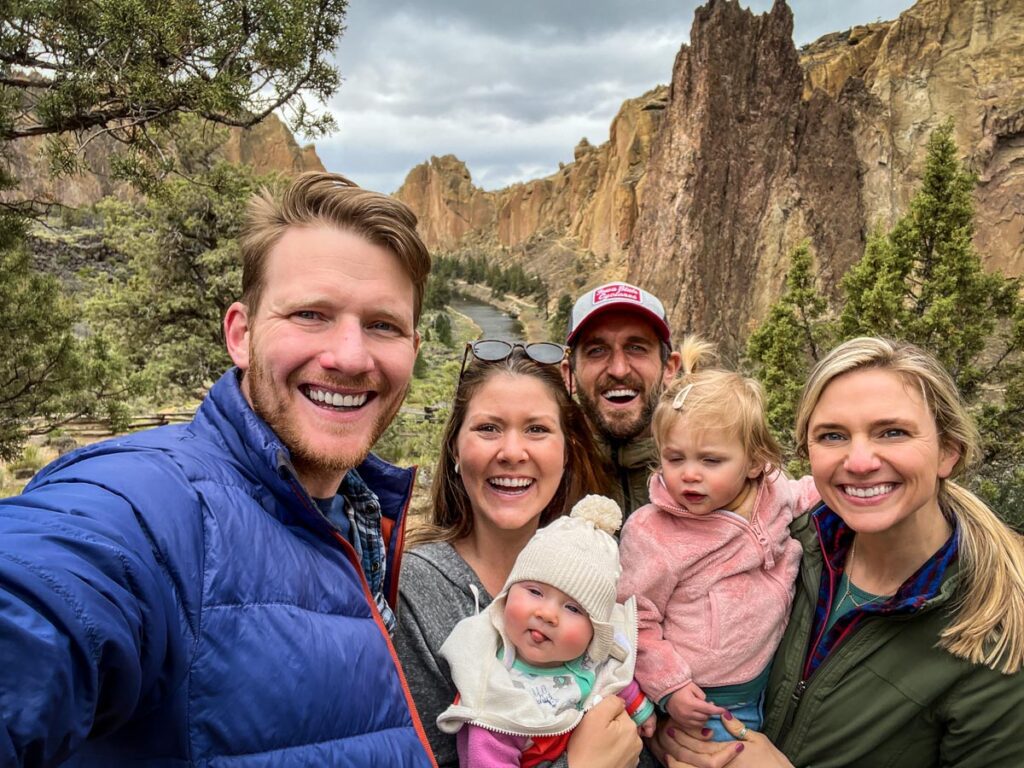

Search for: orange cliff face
xmin=393 ymin=155 xmax=497 ymax=250
xmin=393 ymin=87 xmax=669 ymax=288
xmin=3 ymin=113 xmax=325 ymax=208
xmin=402 ymin=0 xmax=1024 ymax=349
xmin=218 ymin=115 xmax=326 ymax=177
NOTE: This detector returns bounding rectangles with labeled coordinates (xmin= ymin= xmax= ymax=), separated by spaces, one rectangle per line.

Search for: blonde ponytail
xmin=940 ymin=482 xmax=1024 ymax=674
xmin=678 ymin=335 xmax=717 ymax=376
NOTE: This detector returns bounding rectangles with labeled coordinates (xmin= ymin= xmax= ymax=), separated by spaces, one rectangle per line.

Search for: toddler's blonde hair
xmin=652 ymin=336 xmax=782 ymax=474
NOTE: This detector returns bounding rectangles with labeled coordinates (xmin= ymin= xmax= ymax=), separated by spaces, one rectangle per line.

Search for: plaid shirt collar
xmin=335 ymin=469 xmax=396 ymax=634
xmin=803 ymin=503 xmax=959 ymax=678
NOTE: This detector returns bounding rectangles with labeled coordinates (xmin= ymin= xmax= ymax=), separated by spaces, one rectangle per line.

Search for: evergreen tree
xmin=0 ymin=229 xmax=131 ymax=460
xmin=838 ymin=121 xmax=1010 ymax=398
xmin=433 ymin=312 xmax=454 ymax=348
xmin=87 ymin=161 xmax=264 ymax=400
xmin=0 ymin=0 xmax=345 ymax=188
xmin=423 ymin=271 xmax=453 ymax=311
xmin=412 ymin=351 xmax=428 ymax=379
xmin=746 ymin=242 xmax=833 ymax=450
xmin=748 ymin=120 xmax=1024 ymax=523
xmin=0 ymin=0 xmax=349 ymax=456
xmin=548 ymin=294 xmax=574 ymax=343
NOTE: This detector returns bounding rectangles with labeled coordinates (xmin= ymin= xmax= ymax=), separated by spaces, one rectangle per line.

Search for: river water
xmin=450 ymin=296 xmax=524 ymax=341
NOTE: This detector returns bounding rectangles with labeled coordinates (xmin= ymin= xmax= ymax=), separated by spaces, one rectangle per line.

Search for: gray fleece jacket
xmin=394 ymin=541 xmax=656 ymax=768
xmin=395 ymin=542 xmax=493 ymax=768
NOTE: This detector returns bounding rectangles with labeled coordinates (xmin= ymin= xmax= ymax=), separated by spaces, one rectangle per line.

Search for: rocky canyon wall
xmin=395 ymin=87 xmax=669 ymax=291
xmin=397 ymin=0 xmax=1024 ymax=349
xmin=3 ymin=113 xmax=325 ymax=208
xmin=631 ymin=0 xmax=864 ymax=347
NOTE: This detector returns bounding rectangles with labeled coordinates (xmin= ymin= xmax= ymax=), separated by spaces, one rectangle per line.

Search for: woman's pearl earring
xmin=454 ymin=461 xmax=461 ymax=475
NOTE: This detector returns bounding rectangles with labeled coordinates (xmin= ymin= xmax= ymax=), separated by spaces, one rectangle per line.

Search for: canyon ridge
xmin=394 ymin=0 xmax=1023 ymax=350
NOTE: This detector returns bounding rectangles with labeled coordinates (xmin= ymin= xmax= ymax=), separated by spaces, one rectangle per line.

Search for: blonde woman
xmin=656 ymin=337 xmax=1024 ymax=768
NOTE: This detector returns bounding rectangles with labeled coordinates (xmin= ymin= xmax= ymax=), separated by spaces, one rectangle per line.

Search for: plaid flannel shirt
xmin=803 ymin=503 xmax=959 ymax=679
xmin=324 ymin=469 xmax=396 ymax=634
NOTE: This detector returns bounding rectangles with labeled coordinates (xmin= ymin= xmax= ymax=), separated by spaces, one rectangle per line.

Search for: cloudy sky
xmin=308 ymin=0 xmax=916 ymax=194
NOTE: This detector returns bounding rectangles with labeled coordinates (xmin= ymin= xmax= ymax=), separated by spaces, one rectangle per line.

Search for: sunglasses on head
xmin=458 ymin=340 xmax=568 ymax=380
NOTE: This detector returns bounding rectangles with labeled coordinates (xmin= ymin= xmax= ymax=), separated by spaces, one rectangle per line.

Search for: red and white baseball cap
xmin=566 ymin=282 xmax=671 ymax=345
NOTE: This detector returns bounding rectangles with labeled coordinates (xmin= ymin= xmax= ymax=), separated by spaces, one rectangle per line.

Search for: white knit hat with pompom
xmin=498 ymin=495 xmax=625 ymax=663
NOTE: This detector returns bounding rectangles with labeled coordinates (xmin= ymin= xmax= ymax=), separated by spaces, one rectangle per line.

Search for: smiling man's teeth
xmin=307 ymin=387 xmax=367 ymax=408
xmin=489 ymin=477 xmax=533 ymax=489
xmin=604 ymin=388 xmax=638 ymax=398
xmin=844 ymin=484 xmax=894 ymax=498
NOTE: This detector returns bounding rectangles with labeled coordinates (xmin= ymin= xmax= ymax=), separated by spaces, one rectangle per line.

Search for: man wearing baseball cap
xmin=562 ymin=282 xmax=680 ymax=517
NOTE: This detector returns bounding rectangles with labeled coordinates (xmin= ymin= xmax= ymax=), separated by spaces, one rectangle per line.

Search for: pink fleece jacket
xmin=617 ymin=471 xmax=820 ymax=703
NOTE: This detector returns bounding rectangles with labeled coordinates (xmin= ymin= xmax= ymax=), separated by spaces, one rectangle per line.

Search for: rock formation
xmin=835 ymin=0 xmax=1024 ymax=277
xmin=4 ymin=113 xmax=325 ymax=208
xmin=631 ymin=0 xmax=864 ymax=347
xmin=398 ymin=0 xmax=1024 ymax=349
xmin=219 ymin=115 xmax=327 ymax=177
xmin=394 ymin=88 xmax=669 ymax=289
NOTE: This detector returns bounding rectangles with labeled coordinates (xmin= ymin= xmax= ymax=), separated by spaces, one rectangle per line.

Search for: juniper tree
xmin=0 ymin=0 xmax=345 ymax=187
xmin=0 ymin=219 xmax=131 ymax=460
xmin=746 ymin=241 xmax=833 ymax=451
xmin=548 ymin=294 xmax=574 ymax=343
xmin=86 ymin=160 xmax=265 ymax=401
xmin=0 ymin=0 xmax=349 ymax=457
xmin=433 ymin=312 xmax=454 ymax=348
xmin=838 ymin=121 xmax=1013 ymax=399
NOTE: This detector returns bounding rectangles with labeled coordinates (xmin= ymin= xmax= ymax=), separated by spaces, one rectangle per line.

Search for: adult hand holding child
xmin=567 ymin=696 xmax=643 ymax=767
xmin=651 ymin=715 xmax=792 ymax=768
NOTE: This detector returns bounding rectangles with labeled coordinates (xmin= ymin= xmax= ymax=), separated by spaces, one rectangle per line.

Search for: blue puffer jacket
xmin=0 ymin=370 xmax=435 ymax=767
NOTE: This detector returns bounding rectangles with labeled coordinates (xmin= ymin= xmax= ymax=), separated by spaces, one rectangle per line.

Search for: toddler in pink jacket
xmin=617 ymin=336 xmax=820 ymax=741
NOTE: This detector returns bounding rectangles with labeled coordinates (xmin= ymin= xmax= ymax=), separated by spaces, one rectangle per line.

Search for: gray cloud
xmin=308 ymin=0 xmax=914 ymax=193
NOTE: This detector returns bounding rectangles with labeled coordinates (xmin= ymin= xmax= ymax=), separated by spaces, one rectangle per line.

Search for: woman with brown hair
xmin=395 ymin=341 xmax=643 ymax=768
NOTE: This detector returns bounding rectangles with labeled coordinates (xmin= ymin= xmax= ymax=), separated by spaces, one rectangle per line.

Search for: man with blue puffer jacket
xmin=0 ymin=173 xmax=437 ymax=767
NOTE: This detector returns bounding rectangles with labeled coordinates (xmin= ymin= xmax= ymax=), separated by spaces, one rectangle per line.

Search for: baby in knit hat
xmin=436 ymin=495 xmax=655 ymax=768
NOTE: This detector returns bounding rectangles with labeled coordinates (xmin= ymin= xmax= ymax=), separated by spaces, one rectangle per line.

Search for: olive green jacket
xmin=763 ymin=508 xmax=1023 ymax=768
xmin=598 ymin=435 xmax=657 ymax=521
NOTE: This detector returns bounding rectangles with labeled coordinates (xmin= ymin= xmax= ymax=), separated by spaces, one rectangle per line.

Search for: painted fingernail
xmin=667 ymin=727 xmax=676 ymax=739
xmin=735 ymin=743 xmax=745 ymax=753
xmin=701 ymin=728 xmax=712 ymax=737
xmin=722 ymin=711 xmax=734 ymax=720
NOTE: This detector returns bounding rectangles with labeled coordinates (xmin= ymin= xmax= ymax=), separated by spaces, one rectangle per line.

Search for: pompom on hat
xmin=494 ymin=495 xmax=626 ymax=664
